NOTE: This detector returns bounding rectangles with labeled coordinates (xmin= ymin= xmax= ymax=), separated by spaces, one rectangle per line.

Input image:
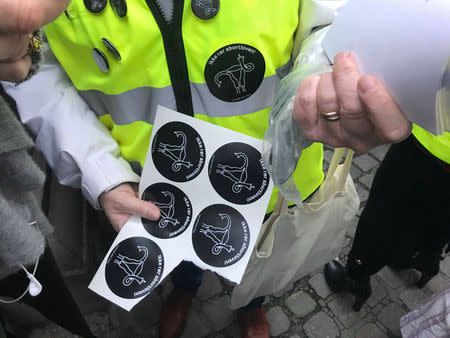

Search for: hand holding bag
xmin=230 ymin=148 xmax=360 ymax=309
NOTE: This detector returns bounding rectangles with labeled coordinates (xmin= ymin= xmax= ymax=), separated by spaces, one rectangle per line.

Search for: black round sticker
xmin=192 ymin=0 xmax=220 ymax=20
xmin=208 ymin=142 xmax=269 ymax=204
xmin=152 ymin=121 xmax=205 ymax=182
xmin=204 ymin=44 xmax=265 ymax=102
xmin=192 ymin=204 xmax=249 ymax=267
xmin=141 ymin=183 xmax=192 ymax=239
xmin=84 ymin=0 xmax=107 ymax=13
xmin=105 ymin=237 xmax=164 ymax=299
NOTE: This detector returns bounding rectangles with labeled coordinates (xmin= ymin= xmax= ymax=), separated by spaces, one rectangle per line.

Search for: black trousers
xmin=0 ymin=246 xmax=94 ymax=337
xmin=347 ymin=135 xmax=450 ymax=280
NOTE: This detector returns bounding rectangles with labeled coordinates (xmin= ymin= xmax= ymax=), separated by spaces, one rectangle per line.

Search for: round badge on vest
xmin=208 ymin=142 xmax=269 ymax=205
xmin=192 ymin=0 xmax=220 ymax=20
xmin=92 ymin=48 xmax=109 ymax=72
xmin=204 ymin=43 xmax=265 ymax=102
xmin=141 ymin=183 xmax=193 ymax=239
xmin=105 ymin=237 xmax=164 ymax=299
xmin=102 ymin=38 xmax=121 ymax=60
xmin=84 ymin=0 xmax=107 ymax=13
xmin=151 ymin=121 xmax=206 ymax=182
xmin=110 ymin=0 xmax=127 ymax=18
xmin=192 ymin=204 xmax=249 ymax=268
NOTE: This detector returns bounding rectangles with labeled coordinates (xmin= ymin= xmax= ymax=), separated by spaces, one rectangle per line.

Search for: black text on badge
xmin=208 ymin=142 xmax=269 ymax=204
xmin=192 ymin=204 xmax=250 ymax=268
xmin=204 ymin=44 xmax=265 ymax=102
xmin=105 ymin=237 xmax=164 ymax=299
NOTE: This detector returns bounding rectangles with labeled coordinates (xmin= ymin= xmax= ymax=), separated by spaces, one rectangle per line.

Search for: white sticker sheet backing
xmin=89 ymin=106 xmax=274 ymax=310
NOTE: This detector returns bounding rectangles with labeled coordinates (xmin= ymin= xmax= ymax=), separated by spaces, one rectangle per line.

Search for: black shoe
xmin=324 ymin=260 xmax=348 ymax=292
xmin=348 ymin=278 xmax=371 ymax=311
xmin=324 ymin=260 xmax=372 ymax=312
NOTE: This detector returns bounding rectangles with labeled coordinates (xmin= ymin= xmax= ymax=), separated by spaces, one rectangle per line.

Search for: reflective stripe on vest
xmin=80 ymin=63 xmax=289 ymax=124
xmin=46 ymin=0 xmax=325 ymax=211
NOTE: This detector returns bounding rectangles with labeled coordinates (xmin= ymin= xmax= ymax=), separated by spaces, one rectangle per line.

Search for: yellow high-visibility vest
xmin=45 ymin=0 xmax=324 ymax=212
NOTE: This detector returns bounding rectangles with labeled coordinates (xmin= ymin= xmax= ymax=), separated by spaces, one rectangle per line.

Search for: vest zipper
xmin=144 ymin=0 xmax=194 ymax=117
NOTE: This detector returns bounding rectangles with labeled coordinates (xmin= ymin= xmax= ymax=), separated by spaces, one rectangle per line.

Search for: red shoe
xmin=159 ymin=289 xmax=194 ymax=338
xmin=238 ymin=306 xmax=270 ymax=338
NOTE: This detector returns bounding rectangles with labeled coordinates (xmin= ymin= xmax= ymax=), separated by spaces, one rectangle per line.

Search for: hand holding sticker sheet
xmin=322 ymin=0 xmax=450 ymax=135
xmin=89 ymin=106 xmax=274 ymax=311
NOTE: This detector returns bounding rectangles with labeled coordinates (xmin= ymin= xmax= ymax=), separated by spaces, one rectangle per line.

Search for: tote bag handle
xmin=325 ymin=148 xmax=354 ymax=192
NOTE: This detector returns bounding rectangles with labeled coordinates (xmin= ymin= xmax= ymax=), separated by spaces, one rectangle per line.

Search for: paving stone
xmin=319 ymin=299 xmax=326 ymax=307
xmin=308 ymin=273 xmax=333 ymax=299
xmin=328 ymin=293 xmax=367 ymax=328
xmin=290 ymin=335 xmax=301 ymax=338
xmin=196 ymin=270 xmax=223 ymax=301
xmin=359 ymin=172 xmax=375 ymax=189
xmin=366 ymin=278 xmax=387 ymax=307
xmin=396 ymin=268 xmax=419 ymax=285
xmin=381 ymin=298 xmax=391 ymax=306
xmin=399 ymin=288 xmax=430 ymax=311
xmin=355 ymin=323 xmax=387 ymax=338
xmin=266 ymin=306 xmax=290 ymax=336
xmin=340 ymin=328 xmax=354 ymax=338
xmin=425 ymin=273 xmax=449 ymax=294
xmin=377 ymin=267 xmax=403 ymax=289
xmin=273 ymin=283 xmax=293 ymax=298
xmin=353 ymin=154 xmax=378 ymax=172
xmin=350 ymin=164 xmax=363 ymax=180
xmin=370 ymin=144 xmax=390 ymax=161
xmin=181 ymin=303 xmax=211 ymax=338
xmin=371 ymin=303 xmax=384 ymax=316
xmin=440 ymin=257 xmax=450 ymax=277
xmin=285 ymin=291 xmax=317 ymax=318
xmin=201 ymin=296 xmax=233 ymax=331
xmin=335 ymin=317 xmax=344 ymax=330
xmin=303 ymin=311 xmax=339 ymax=338
xmin=355 ymin=183 xmax=369 ymax=204
xmin=377 ymin=303 xmax=406 ymax=336
xmin=324 ymin=149 xmax=334 ymax=163
xmin=386 ymin=288 xmax=401 ymax=304
xmin=376 ymin=321 xmax=389 ymax=334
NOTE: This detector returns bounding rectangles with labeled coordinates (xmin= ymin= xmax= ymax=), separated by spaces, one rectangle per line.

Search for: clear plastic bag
xmin=262 ymin=27 xmax=332 ymax=204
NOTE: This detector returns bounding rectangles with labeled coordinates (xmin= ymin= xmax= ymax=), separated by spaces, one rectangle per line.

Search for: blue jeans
xmin=171 ymin=261 xmax=265 ymax=312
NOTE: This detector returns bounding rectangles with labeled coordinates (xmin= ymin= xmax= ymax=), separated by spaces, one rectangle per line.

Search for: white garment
xmin=400 ymin=283 xmax=450 ymax=338
xmin=2 ymin=0 xmax=344 ymax=209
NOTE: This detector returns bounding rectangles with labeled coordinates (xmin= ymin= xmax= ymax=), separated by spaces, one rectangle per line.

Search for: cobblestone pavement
xmin=28 ymin=145 xmax=450 ymax=338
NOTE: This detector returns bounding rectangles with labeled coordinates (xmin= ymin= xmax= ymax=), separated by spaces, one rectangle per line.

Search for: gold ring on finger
xmin=319 ymin=111 xmax=341 ymax=122
xmin=27 ymin=33 xmax=43 ymax=55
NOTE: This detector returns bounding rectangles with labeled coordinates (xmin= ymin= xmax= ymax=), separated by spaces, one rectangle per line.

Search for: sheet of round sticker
xmin=103 ymin=115 xmax=270 ymax=300
xmin=145 ymin=121 xmax=269 ymax=268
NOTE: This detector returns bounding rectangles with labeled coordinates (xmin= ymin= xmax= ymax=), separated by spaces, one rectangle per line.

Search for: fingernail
xmin=335 ymin=52 xmax=350 ymax=63
xmin=153 ymin=207 xmax=161 ymax=220
xmin=359 ymin=77 xmax=377 ymax=94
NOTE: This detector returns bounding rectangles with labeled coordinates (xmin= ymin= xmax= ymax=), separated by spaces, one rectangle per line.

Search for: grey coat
xmin=0 ymin=94 xmax=52 ymax=279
